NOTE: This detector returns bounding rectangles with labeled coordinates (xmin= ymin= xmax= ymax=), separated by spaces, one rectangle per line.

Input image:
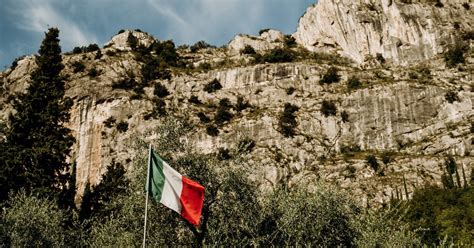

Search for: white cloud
xmin=8 ymin=0 xmax=97 ymax=49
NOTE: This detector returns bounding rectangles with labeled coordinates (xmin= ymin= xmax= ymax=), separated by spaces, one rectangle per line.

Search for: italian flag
xmin=146 ymin=148 xmax=205 ymax=226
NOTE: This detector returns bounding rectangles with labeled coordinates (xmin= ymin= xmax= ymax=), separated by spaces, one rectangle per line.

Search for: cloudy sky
xmin=0 ymin=0 xmax=315 ymax=68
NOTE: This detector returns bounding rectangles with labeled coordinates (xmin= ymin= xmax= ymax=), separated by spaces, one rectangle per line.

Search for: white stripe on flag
xmin=160 ymin=160 xmax=183 ymax=213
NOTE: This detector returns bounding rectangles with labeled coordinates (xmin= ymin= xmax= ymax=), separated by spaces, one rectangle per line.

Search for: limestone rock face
xmin=294 ymin=0 xmax=473 ymax=64
xmin=228 ymin=29 xmax=285 ymax=55
xmin=104 ymin=30 xmax=156 ymax=50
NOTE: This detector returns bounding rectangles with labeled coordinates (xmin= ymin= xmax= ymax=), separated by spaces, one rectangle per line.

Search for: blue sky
xmin=0 ymin=0 xmax=315 ymax=68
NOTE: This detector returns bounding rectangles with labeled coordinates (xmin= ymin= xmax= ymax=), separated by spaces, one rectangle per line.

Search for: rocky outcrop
xmin=294 ymin=0 xmax=473 ymax=65
xmin=227 ymin=29 xmax=285 ymax=55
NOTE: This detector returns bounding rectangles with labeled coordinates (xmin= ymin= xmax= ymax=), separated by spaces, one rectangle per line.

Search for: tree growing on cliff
xmin=0 ymin=28 xmax=75 ymax=206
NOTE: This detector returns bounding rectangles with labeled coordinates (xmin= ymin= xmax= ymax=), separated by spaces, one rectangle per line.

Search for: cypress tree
xmin=0 ymin=28 xmax=75 ymax=205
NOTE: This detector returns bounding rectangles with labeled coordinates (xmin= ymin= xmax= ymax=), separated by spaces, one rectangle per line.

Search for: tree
xmin=0 ymin=28 xmax=75 ymax=205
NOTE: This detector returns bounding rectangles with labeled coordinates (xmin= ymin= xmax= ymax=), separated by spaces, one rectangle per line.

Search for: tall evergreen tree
xmin=0 ymin=28 xmax=75 ymax=205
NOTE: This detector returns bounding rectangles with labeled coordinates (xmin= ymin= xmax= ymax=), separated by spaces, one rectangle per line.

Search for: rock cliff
xmin=1 ymin=2 xmax=473 ymax=207
xmin=294 ymin=0 xmax=473 ymax=65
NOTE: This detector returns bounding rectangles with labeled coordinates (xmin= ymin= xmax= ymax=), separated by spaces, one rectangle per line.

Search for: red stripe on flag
xmin=180 ymin=176 xmax=205 ymax=226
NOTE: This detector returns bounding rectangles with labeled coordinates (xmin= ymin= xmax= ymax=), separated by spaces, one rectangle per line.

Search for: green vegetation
xmin=0 ymin=28 xmax=75 ymax=206
xmin=204 ymin=78 xmax=223 ymax=93
xmin=279 ymin=103 xmax=299 ymax=137
xmin=321 ymin=100 xmax=337 ymax=117
xmin=235 ymin=96 xmax=251 ymax=112
xmin=189 ymin=95 xmax=202 ymax=105
xmin=88 ymin=67 xmax=101 ymax=77
xmin=445 ymin=90 xmax=459 ymax=103
xmin=127 ymin=32 xmax=138 ymax=49
xmin=341 ymin=110 xmax=349 ymax=123
xmin=444 ymin=42 xmax=467 ymax=67
xmin=71 ymin=43 xmax=100 ymax=54
xmin=206 ymin=125 xmax=219 ymax=136
xmin=347 ymin=76 xmax=361 ymax=91
xmin=154 ymin=83 xmax=170 ymax=98
xmin=197 ymin=112 xmax=211 ymax=123
xmin=116 ymin=121 xmax=129 ymax=133
xmin=258 ymin=47 xmax=296 ymax=63
xmin=214 ymin=99 xmax=233 ymax=125
xmin=320 ymin=66 xmax=341 ymax=84
xmin=366 ymin=154 xmax=379 ymax=172
xmin=72 ymin=61 xmax=86 ymax=73
xmin=190 ymin=40 xmax=214 ymax=53
xmin=240 ymin=45 xmax=256 ymax=55
xmin=237 ymin=138 xmax=256 ymax=154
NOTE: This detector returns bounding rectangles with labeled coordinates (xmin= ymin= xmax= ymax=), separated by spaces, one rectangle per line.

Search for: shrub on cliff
xmin=321 ymin=100 xmax=337 ymax=117
xmin=204 ymin=79 xmax=222 ymax=93
xmin=320 ymin=67 xmax=341 ymax=84
xmin=279 ymin=103 xmax=299 ymax=137
xmin=444 ymin=42 xmax=467 ymax=67
xmin=261 ymin=48 xmax=296 ymax=63
xmin=240 ymin=45 xmax=256 ymax=55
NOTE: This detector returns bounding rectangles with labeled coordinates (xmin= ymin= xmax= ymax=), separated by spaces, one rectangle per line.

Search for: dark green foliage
xmin=321 ymin=100 xmax=337 ymax=117
xmin=0 ymin=28 xmax=75 ymax=205
xmin=88 ymin=67 xmax=100 ymax=77
xmin=284 ymin=35 xmax=296 ymax=48
xmin=470 ymin=123 xmax=474 ymax=133
xmin=197 ymin=112 xmax=211 ymax=123
xmin=118 ymin=29 xmax=125 ymax=34
xmin=197 ymin=62 xmax=212 ymax=71
xmin=72 ymin=61 xmax=85 ymax=73
xmin=218 ymin=98 xmax=232 ymax=108
xmin=79 ymin=160 xmax=129 ymax=221
xmin=347 ymin=76 xmax=361 ymax=90
xmin=151 ymin=40 xmax=180 ymax=67
xmin=206 ymin=125 xmax=219 ymax=136
xmin=341 ymin=110 xmax=349 ymax=123
xmin=444 ymin=42 xmax=467 ymax=67
xmin=237 ymin=138 xmax=256 ymax=153
xmin=127 ymin=32 xmax=138 ymax=49
xmin=279 ymin=103 xmax=299 ymax=137
xmin=259 ymin=28 xmax=270 ymax=35
xmin=376 ymin=53 xmax=385 ymax=64
xmin=235 ymin=96 xmax=251 ymax=112
xmin=154 ymin=99 xmax=167 ymax=117
xmin=154 ymin=83 xmax=170 ymax=98
xmin=141 ymin=58 xmax=171 ymax=82
xmin=445 ymin=90 xmax=459 ymax=103
xmin=366 ymin=154 xmax=379 ymax=172
xmin=10 ymin=55 xmax=26 ymax=70
xmin=189 ymin=95 xmax=202 ymax=104
xmin=214 ymin=103 xmax=233 ymax=125
xmin=286 ymin=87 xmax=295 ymax=95
xmin=320 ymin=67 xmax=341 ymax=84
xmin=190 ymin=40 xmax=213 ymax=52
xmin=261 ymin=48 xmax=296 ymax=63
xmin=404 ymin=186 xmax=474 ymax=245
xmin=217 ymin=148 xmax=231 ymax=160
xmin=72 ymin=46 xmax=83 ymax=54
xmin=116 ymin=121 xmax=128 ymax=133
xmin=112 ymin=78 xmax=137 ymax=90
xmin=462 ymin=3 xmax=470 ymax=10
xmin=240 ymin=45 xmax=256 ymax=55
xmin=204 ymin=79 xmax=222 ymax=93
xmin=105 ymin=50 xmax=116 ymax=57
xmin=381 ymin=151 xmax=394 ymax=164
xmin=94 ymin=50 xmax=102 ymax=60
xmin=103 ymin=116 xmax=116 ymax=128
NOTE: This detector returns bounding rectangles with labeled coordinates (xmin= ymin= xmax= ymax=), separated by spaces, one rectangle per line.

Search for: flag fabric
xmin=146 ymin=149 xmax=205 ymax=226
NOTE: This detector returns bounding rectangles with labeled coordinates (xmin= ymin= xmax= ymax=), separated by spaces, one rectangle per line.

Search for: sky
xmin=0 ymin=0 xmax=315 ymax=69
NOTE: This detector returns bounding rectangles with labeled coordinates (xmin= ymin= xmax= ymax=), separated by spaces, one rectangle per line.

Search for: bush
xmin=366 ymin=154 xmax=379 ymax=172
xmin=190 ymin=40 xmax=213 ymax=52
xmin=403 ymin=186 xmax=474 ymax=245
xmin=320 ymin=67 xmax=341 ymax=84
xmin=445 ymin=90 xmax=459 ymax=103
xmin=72 ymin=61 xmax=85 ymax=73
xmin=85 ymin=44 xmax=100 ymax=52
xmin=286 ymin=87 xmax=296 ymax=95
xmin=72 ymin=46 xmax=83 ymax=54
xmin=154 ymin=83 xmax=170 ymax=98
xmin=112 ymin=78 xmax=137 ymax=90
xmin=259 ymin=28 xmax=270 ymax=35
xmin=103 ymin=116 xmax=116 ymax=128
xmin=154 ymin=98 xmax=167 ymax=117
xmin=279 ymin=103 xmax=299 ymax=137
xmin=141 ymin=58 xmax=171 ymax=82
xmin=189 ymin=95 xmax=202 ymax=104
xmin=381 ymin=151 xmax=394 ymax=164
xmin=218 ymin=98 xmax=232 ymax=108
xmin=88 ymin=67 xmax=101 ymax=77
xmin=127 ymin=32 xmax=138 ymax=49
xmin=217 ymin=148 xmax=232 ymax=160
xmin=116 ymin=121 xmax=128 ymax=133
xmin=214 ymin=106 xmax=233 ymax=125
xmin=235 ymin=96 xmax=251 ymax=112
xmin=341 ymin=110 xmax=349 ymax=123
xmin=261 ymin=48 xmax=296 ymax=63
xmin=117 ymin=29 xmax=125 ymax=34
xmin=151 ymin=40 xmax=180 ymax=67
xmin=197 ymin=112 xmax=211 ymax=123
xmin=321 ymin=100 xmax=337 ymax=117
xmin=206 ymin=125 xmax=219 ymax=136
xmin=94 ymin=50 xmax=102 ymax=60
xmin=240 ymin=45 xmax=256 ymax=55
xmin=375 ymin=53 xmax=385 ymax=64
xmin=347 ymin=76 xmax=361 ymax=90
xmin=444 ymin=42 xmax=467 ymax=67
xmin=197 ymin=62 xmax=212 ymax=71
xmin=204 ymin=79 xmax=222 ymax=93
xmin=237 ymin=138 xmax=256 ymax=153
xmin=105 ymin=50 xmax=116 ymax=57
xmin=284 ymin=35 xmax=296 ymax=48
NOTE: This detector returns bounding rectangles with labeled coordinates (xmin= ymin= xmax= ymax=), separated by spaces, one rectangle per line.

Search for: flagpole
xmin=142 ymin=144 xmax=152 ymax=248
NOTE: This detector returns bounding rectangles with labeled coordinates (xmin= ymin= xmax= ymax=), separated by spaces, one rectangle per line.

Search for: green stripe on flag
xmin=147 ymin=150 xmax=166 ymax=201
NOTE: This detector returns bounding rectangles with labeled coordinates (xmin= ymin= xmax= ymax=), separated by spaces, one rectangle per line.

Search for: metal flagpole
xmin=142 ymin=144 xmax=152 ymax=248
